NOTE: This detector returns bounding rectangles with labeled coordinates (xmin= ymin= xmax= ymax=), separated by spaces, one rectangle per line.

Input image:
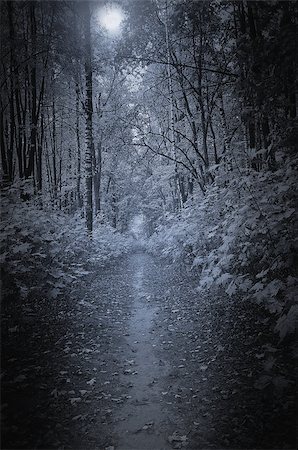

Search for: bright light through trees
xmin=97 ymin=4 xmax=124 ymax=32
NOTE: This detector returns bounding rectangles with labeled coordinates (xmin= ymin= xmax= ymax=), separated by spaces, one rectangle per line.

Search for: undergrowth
xmin=0 ymin=189 xmax=135 ymax=308
xmin=148 ymin=150 xmax=298 ymax=344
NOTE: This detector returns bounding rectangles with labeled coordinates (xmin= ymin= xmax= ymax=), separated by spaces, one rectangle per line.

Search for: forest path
xmin=2 ymin=251 xmax=194 ymax=450
xmin=83 ymin=251 xmax=294 ymax=450
xmin=113 ymin=253 xmax=173 ymax=449
xmin=2 ymin=251 xmax=294 ymax=450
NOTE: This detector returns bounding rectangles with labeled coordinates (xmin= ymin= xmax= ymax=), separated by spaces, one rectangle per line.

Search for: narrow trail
xmin=114 ymin=256 xmax=173 ymax=450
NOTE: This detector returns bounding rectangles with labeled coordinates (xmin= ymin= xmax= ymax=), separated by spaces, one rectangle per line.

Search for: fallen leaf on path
xmin=13 ymin=374 xmax=27 ymax=383
xmin=9 ymin=326 xmax=19 ymax=333
xmin=143 ymin=421 xmax=154 ymax=430
xmin=70 ymin=397 xmax=82 ymax=405
xmin=72 ymin=415 xmax=83 ymax=421
xmin=168 ymin=431 xmax=187 ymax=447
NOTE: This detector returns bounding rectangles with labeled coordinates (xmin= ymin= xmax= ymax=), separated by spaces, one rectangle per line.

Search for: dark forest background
xmin=1 ymin=1 xmax=297 ymax=449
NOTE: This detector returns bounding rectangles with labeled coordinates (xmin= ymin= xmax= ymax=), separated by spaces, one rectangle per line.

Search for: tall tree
xmin=83 ymin=2 xmax=94 ymax=232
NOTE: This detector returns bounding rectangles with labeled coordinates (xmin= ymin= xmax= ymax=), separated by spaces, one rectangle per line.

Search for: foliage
xmin=148 ymin=150 xmax=298 ymax=341
xmin=1 ymin=188 xmax=135 ymax=304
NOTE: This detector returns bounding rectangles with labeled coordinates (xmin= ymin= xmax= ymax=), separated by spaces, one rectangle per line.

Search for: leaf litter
xmin=2 ymin=251 xmax=296 ymax=449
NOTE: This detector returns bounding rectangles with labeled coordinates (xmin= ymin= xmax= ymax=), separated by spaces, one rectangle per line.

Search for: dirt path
xmin=2 ymin=252 xmax=296 ymax=449
xmin=114 ymin=259 xmax=173 ymax=449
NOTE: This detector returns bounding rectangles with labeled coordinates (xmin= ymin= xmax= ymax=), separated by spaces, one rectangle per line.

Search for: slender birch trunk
xmin=83 ymin=2 xmax=93 ymax=233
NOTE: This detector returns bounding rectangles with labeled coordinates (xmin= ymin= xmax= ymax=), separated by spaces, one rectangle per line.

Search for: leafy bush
xmin=0 ymin=190 xmax=135 ymax=304
xmin=147 ymin=151 xmax=298 ymax=341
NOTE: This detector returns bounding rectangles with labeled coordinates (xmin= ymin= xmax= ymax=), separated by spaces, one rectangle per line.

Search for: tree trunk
xmin=0 ymin=101 xmax=9 ymax=180
xmin=36 ymin=112 xmax=43 ymax=193
xmin=83 ymin=2 xmax=93 ymax=233
xmin=75 ymin=81 xmax=83 ymax=208
xmin=26 ymin=1 xmax=37 ymax=180
xmin=7 ymin=1 xmax=15 ymax=182
xmin=94 ymin=141 xmax=102 ymax=214
xmin=52 ymin=97 xmax=57 ymax=204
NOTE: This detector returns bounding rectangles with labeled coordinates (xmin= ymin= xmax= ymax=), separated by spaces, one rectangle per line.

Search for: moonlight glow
xmin=98 ymin=5 xmax=124 ymax=33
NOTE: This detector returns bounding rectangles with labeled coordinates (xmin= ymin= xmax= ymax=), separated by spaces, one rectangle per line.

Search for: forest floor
xmin=1 ymin=251 xmax=296 ymax=450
